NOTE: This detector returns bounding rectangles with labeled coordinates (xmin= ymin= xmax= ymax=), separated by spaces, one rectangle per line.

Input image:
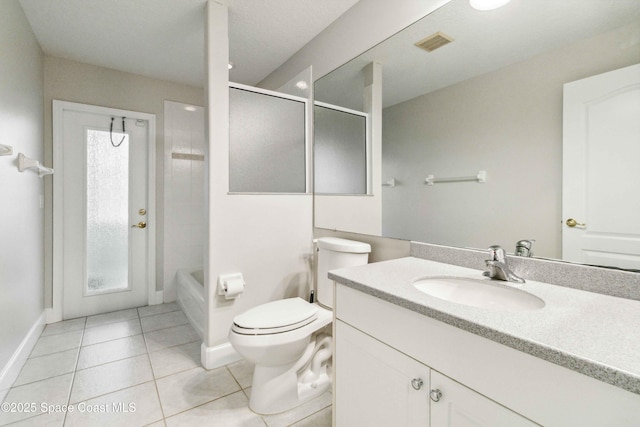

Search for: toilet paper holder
xmin=217 ymin=273 xmax=245 ymax=298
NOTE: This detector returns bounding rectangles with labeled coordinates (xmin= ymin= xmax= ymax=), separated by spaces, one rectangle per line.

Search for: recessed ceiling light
xmin=295 ymin=80 xmax=309 ymax=90
xmin=184 ymin=106 xmax=197 ymax=112
xmin=469 ymin=0 xmax=511 ymax=11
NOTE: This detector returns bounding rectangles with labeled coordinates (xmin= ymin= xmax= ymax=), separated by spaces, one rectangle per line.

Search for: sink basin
xmin=413 ymin=276 xmax=545 ymax=311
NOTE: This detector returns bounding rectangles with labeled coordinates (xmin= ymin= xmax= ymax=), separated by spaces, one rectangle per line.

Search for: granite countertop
xmin=329 ymin=256 xmax=640 ymax=395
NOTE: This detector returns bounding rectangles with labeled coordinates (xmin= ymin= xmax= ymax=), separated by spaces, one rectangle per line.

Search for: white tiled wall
xmin=163 ymin=101 xmax=205 ymax=301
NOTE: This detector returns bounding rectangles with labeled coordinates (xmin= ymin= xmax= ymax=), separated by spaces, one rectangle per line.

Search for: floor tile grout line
xmin=62 ymin=316 xmax=87 ymax=426
xmin=40 ymin=325 xmax=86 ymax=339
xmin=78 ymin=332 xmax=145 ymax=350
xmin=84 ymin=312 xmax=141 ymax=330
xmin=81 ymin=332 xmax=143 ymax=349
xmin=140 ymin=324 xmax=167 ymax=425
xmin=22 ymin=346 xmax=81 ymax=363
xmin=150 ymin=361 xmax=203 ymax=382
xmin=137 ymin=305 xmax=181 ymax=319
xmin=143 ymin=336 xmax=200 ymax=355
xmin=226 ymin=365 xmax=244 ymax=390
xmin=0 ymin=411 xmax=40 ymax=426
xmin=286 ymin=405 xmax=332 ymax=427
xmin=160 ymin=389 xmax=245 ymax=422
xmin=10 ymin=363 xmax=79 ymax=390
xmin=140 ymin=321 xmax=190 ymax=335
xmin=139 ymin=309 xmax=185 ymax=322
xmin=75 ymin=350 xmax=149 ymax=373
xmin=66 ymin=379 xmax=157 ymax=410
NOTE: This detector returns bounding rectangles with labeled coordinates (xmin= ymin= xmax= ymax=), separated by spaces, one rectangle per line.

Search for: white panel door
xmin=57 ymin=102 xmax=152 ymax=319
xmin=562 ymin=64 xmax=640 ymax=269
xmin=335 ymin=320 xmax=430 ymax=427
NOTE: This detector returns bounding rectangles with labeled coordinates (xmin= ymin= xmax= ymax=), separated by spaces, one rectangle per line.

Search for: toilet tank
xmin=316 ymin=237 xmax=371 ymax=309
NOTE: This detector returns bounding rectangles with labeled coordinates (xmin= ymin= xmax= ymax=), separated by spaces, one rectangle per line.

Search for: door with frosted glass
xmin=59 ymin=104 xmax=150 ymax=318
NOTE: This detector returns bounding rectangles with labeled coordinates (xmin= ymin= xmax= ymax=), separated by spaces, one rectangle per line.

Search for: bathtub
xmin=176 ymin=267 xmax=205 ymax=339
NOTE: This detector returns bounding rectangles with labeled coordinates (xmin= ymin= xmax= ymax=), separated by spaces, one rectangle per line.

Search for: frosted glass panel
xmin=314 ymin=105 xmax=367 ymax=194
xmin=86 ymin=129 xmax=129 ymax=293
xmin=229 ymin=87 xmax=306 ymax=193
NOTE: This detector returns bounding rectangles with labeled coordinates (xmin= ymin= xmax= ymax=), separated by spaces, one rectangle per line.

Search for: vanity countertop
xmin=329 ymin=256 xmax=640 ymax=395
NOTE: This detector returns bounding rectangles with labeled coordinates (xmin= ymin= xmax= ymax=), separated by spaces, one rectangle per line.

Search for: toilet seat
xmin=232 ymin=297 xmax=319 ymax=335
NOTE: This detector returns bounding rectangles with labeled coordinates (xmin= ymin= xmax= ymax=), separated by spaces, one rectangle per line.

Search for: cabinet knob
xmin=430 ymin=389 xmax=442 ymax=402
xmin=411 ymin=378 xmax=423 ymax=390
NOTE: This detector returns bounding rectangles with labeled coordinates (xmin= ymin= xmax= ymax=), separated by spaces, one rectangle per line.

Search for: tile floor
xmin=0 ymin=303 xmax=331 ymax=427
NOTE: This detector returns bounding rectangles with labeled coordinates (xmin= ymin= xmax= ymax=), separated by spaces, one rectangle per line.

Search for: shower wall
xmin=163 ymin=100 xmax=206 ymax=301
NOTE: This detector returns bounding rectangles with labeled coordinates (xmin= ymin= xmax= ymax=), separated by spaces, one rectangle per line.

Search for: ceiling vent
xmin=414 ymin=32 xmax=454 ymax=52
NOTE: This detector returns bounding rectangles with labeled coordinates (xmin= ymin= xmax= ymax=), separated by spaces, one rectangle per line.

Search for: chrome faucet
xmin=515 ymin=239 xmax=535 ymax=257
xmin=483 ymin=245 xmax=525 ymax=283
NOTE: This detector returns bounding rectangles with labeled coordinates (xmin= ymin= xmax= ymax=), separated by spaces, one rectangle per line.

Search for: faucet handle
xmin=515 ymin=239 xmax=535 ymax=257
xmin=487 ymin=245 xmax=506 ymax=262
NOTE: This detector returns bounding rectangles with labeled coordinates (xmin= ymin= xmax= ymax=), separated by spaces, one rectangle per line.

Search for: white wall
xmin=43 ymin=56 xmax=204 ymax=305
xmin=163 ymin=101 xmax=206 ymax=301
xmin=203 ymin=1 xmax=314 ymax=368
xmin=0 ymin=0 xmax=45 ymax=399
xmin=382 ymin=21 xmax=640 ymax=259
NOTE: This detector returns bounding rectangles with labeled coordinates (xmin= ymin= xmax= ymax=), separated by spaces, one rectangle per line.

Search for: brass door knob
xmin=565 ymin=218 xmax=586 ymax=228
xmin=132 ymin=221 xmax=147 ymax=229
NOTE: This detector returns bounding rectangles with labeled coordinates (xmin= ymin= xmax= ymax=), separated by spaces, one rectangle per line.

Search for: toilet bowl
xmin=228 ymin=237 xmax=371 ymax=415
xmin=228 ymin=298 xmax=333 ymax=414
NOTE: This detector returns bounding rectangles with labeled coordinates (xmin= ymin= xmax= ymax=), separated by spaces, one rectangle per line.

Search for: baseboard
xmin=45 ymin=307 xmax=61 ymax=324
xmin=201 ymin=342 xmax=242 ymax=370
xmin=0 ymin=311 xmax=46 ymax=403
xmin=154 ymin=290 xmax=164 ymax=305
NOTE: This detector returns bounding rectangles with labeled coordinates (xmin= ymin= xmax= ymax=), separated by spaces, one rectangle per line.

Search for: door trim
xmin=51 ymin=100 xmax=158 ymax=322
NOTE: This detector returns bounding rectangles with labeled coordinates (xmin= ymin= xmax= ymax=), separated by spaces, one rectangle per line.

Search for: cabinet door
xmin=335 ymin=320 xmax=430 ymax=427
xmin=430 ymin=371 xmax=539 ymax=426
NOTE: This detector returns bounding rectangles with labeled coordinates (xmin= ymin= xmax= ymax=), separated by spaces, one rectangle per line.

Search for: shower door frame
xmin=50 ymin=100 xmax=159 ymax=322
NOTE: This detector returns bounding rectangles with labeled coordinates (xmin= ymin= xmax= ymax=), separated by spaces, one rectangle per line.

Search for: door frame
xmin=51 ymin=100 xmax=158 ymax=322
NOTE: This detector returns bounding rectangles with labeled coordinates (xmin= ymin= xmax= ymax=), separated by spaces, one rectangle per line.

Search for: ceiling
xmin=18 ymin=0 xmax=360 ymax=88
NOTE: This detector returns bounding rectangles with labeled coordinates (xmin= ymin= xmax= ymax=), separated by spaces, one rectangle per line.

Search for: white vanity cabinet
xmin=333 ymin=282 xmax=640 ymax=426
xmin=335 ymin=320 xmax=536 ymax=427
xmin=335 ymin=320 xmax=430 ymax=426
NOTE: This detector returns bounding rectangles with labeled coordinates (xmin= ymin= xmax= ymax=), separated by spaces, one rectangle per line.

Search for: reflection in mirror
xmin=314 ymin=103 xmax=368 ymax=195
xmin=314 ymin=0 xmax=640 ymax=269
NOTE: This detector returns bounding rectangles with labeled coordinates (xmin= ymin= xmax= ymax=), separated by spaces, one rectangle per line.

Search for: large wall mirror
xmin=314 ymin=0 xmax=640 ymax=269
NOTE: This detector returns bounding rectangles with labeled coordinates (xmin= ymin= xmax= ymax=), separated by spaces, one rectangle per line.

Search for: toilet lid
xmin=233 ymin=297 xmax=318 ymax=333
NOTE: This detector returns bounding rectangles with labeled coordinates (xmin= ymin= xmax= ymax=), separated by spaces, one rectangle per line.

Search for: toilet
xmin=228 ymin=237 xmax=371 ymax=414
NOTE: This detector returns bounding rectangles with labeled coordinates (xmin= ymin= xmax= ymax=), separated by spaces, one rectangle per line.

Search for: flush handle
xmin=566 ymin=218 xmax=586 ymax=228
